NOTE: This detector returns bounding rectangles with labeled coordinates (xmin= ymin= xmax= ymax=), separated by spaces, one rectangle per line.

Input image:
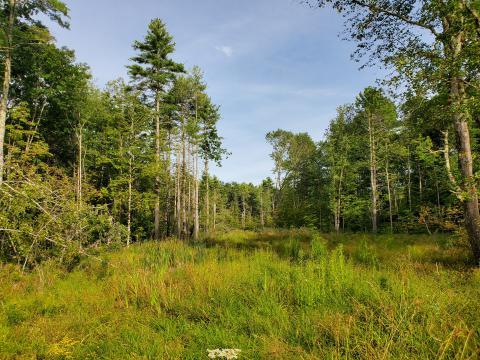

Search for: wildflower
xmin=207 ymin=348 xmax=241 ymax=359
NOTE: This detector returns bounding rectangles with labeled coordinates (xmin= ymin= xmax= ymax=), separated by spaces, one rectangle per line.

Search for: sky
xmin=49 ymin=0 xmax=383 ymax=184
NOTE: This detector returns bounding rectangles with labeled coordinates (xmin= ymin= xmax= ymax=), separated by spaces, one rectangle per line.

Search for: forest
xmin=1 ymin=0 xmax=480 ymax=359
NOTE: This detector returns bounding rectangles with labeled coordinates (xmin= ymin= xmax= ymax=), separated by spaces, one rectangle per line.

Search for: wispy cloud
xmin=216 ymin=45 xmax=233 ymax=57
xmin=241 ymin=83 xmax=339 ymax=98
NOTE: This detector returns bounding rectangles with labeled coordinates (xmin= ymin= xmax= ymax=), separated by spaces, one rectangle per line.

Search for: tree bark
xmin=176 ymin=142 xmax=181 ymax=237
xmin=368 ymin=113 xmax=378 ymax=233
xmin=154 ymin=95 xmax=161 ymax=241
xmin=76 ymin=121 xmax=84 ymax=208
xmin=407 ymin=148 xmax=412 ymax=212
xmin=454 ymin=117 xmax=480 ymax=262
xmin=213 ymin=191 xmax=217 ymax=233
xmin=205 ymin=159 xmax=210 ymax=234
xmin=194 ymin=146 xmax=199 ymax=240
xmin=165 ymin=131 xmax=172 ymax=237
xmin=334 ymin=167 xmax=344 ymax=234
xmin=0 ymin=0 xmax=16 ymax=187
xmin=260 ymin=190 xmax=265 ymax=229
xmin=241 ymin=194 xmax=246 ymax=229
xmin=127 ymin=152 xmax=133 ymax=247
xmin=181 ymin=115 xmax=187 ymax=239
xmin=386 ymin=160 xmax=393 ymax=233
xmin=446 ymin=20 xmax=480 ymax=262
xmin=187 ymin=140 xmax=192 ymax=234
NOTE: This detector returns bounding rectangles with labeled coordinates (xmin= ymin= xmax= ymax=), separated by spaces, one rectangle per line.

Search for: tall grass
xmin=0 ymin=231 xmax=478 ymax=359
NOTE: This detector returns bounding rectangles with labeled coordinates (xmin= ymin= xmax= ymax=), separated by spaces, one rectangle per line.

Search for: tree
xmin=198 ymin=92 xmax=226 ymax=235
xmin=324 ymin=106 xmax=354 ymax=233
xmin=306 ymin=0 xmax=480 ymax=261
xmin=128 ymin=18 xmax=184 ymax=241
xmin=266 ymin=130 xmax=317 ymax=228
xmin=0 ymin=0 xmax=69 ymax=186
xmin=355 ymin=87 xmax=397 ymax=233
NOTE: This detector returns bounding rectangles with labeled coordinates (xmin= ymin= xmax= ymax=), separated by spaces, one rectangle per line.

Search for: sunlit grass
xmin=1 ymin=231 xmax=478 ymax=359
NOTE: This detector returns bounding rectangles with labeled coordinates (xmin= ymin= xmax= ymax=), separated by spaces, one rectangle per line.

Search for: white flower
xmin=207 ymin=348 xmax=241 ymax=359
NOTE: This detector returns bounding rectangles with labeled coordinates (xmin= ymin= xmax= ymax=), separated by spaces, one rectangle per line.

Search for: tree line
xmin=1 ymin=0 xmax=480 ymax=266
xmin=0 ymin=1 xmax=232 ymax=267
xmin=235 ymin=0 xmax=480 ymax=263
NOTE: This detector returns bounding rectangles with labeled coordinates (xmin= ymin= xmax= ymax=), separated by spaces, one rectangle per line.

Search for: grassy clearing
xmin=1 ymin=231 xmax=479 ymax=359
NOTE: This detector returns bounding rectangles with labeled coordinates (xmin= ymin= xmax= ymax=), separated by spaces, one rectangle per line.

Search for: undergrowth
xmin=0 ymin=231 xmax=478 ymax=359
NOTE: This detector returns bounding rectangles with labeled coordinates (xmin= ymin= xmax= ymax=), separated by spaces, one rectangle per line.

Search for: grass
xmin=0 ymin=230 xmax=479 ymax=359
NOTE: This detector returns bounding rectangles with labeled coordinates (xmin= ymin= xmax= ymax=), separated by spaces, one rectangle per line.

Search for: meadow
xmin=0 ymin=230 xmax=479 ymax=359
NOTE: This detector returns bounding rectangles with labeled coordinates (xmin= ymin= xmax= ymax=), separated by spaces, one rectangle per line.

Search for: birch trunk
xmin=260 ymin=192 xmax=265 ymax=229
xmin=334 ymin=167 xmax=344 ymax=234
xmin=368 ymin=113 xmax=378 ymax=233
xmin=241 ymin=195 xmax=246 ymax=229
xmin=386 ymin=161 xmax=393 ymax=233
xmin=76 ymin=122 xmax=84 ymax=207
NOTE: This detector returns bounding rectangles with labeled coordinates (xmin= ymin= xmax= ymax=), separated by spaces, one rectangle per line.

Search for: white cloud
xmin=215 ymin=45 xmax=233 ymax=57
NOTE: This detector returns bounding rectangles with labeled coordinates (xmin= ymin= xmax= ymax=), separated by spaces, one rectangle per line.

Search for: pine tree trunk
xmin=181 ymin=116 xmax=187 ymax=239
xmin=154 ymin=95 xmax=161 ymax=241
xmin=127 ymin=153 xmax=133 ymax=247
xmin=205 ymin=159 xmax=210 ymax=234
xmin=418 ymin=165 xmax=423 ymax=201
xmin=0 ymin=0 xmax=16 ymax=187
xmin=194 ymin=146 xmax=199 ymax=241
xmin=213 ymin=192 xmax=217 ymax=233
xmin=164 ymin=130 xmax=172 ymax=237
xmin=176 ymin=143 xmax=181 ymax=237
xmin=187 ymin=140 xmax=192 ymax=235
xmin=407 ymin=148 xmax=412 ymax=212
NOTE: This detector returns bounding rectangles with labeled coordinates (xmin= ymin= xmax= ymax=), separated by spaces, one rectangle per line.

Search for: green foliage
xmin=128 ymin=18 xmax=184 ymax=94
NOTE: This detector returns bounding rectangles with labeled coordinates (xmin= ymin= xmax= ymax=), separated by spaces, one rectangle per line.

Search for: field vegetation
xmin=1 ymin=230 xmax=478 ymax=359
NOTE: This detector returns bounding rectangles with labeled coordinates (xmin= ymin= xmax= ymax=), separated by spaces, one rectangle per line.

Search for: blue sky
xmin=49 ymin=0 xmax=383 ymax=184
